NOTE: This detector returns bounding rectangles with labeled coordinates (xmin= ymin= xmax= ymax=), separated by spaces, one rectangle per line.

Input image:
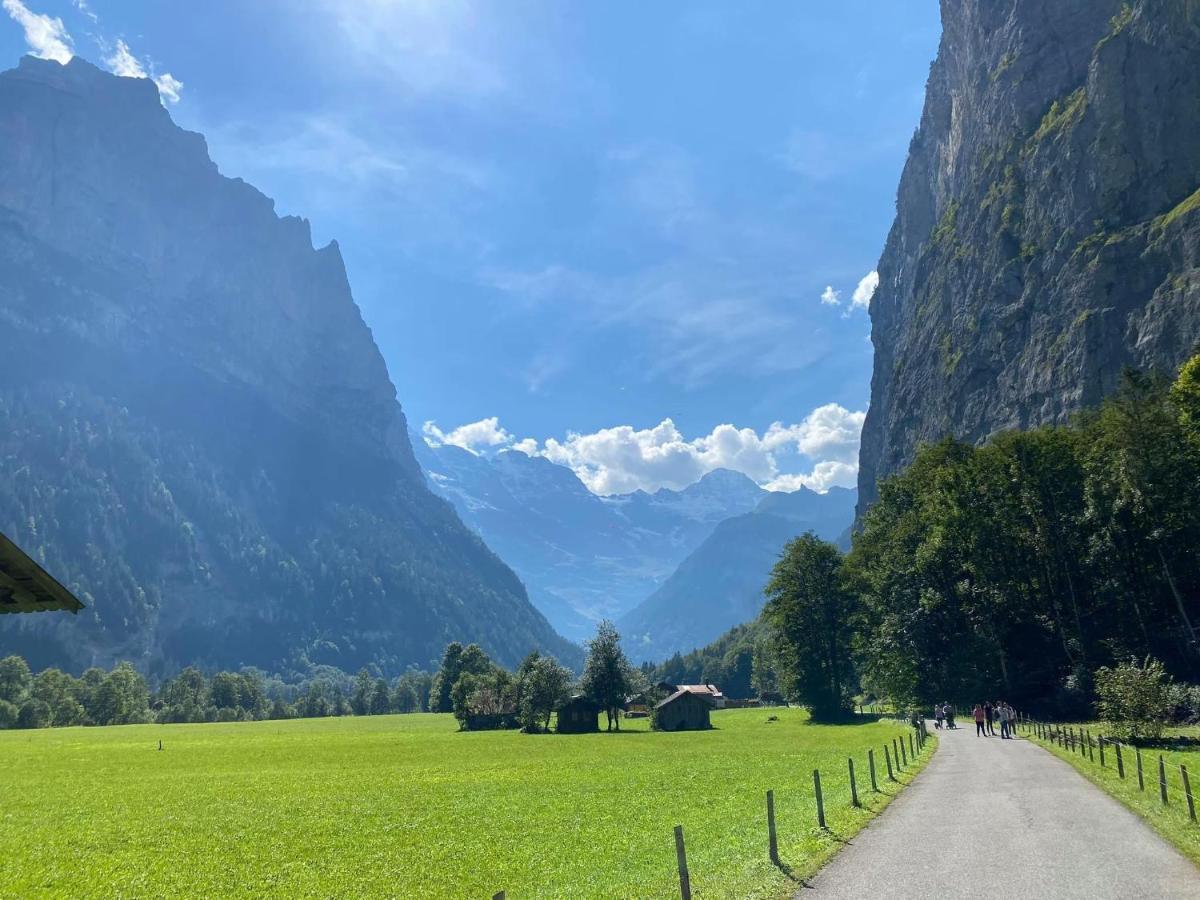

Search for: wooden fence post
xmin=1099 ymin=737 xmax=1106 ymax=767
xmin=1116 ymin=743 xmax=1125 ymax=779
xmin=909 ymin=733 xmax=916 ymax=760
xmin=849 ymin=758 xmax=860 ymax=807
xmin=1160 ymin=756 xmax=1169 ymax=805
xmin=493 ymin=893 xmax=505 ymax=900
xmin=885 ymin=745 xmax=895 ymax=782
xmin=893 ymin=738 xmax=902 ymax=770
xmin=1087 ymin=733 xmax=1095 ymax=763
xmin=814 ymin=769 xmax=826 ymax=829
xmin=1183 ymin=766 xmax=1197 ymax=822
xmin=869 ymin=748 xmax=878 ymax=792
xmin=766 ymin=790 xmax=779 ymax=864
xmin=900 ymin=737 xmax=908 ymax=768
xmin=1136 ymin=748 xmax=1144 ymax=790
xmin=674 ymin=825 xmax=691 ymax=900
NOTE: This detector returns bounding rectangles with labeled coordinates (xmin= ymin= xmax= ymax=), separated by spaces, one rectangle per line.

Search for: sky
xmin=1 ymin=0 xmax=942 ymax=495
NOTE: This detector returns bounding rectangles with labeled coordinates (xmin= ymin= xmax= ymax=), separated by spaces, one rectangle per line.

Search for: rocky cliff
xmin=859 ymin=0 xmax=1200 ymax=509
xmin=0 ymin=57 xmax=577 ymax=674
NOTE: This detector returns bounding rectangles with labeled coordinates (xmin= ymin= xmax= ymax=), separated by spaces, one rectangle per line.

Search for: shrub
xmin=1094 ymin=657 xmax=1173 ymax=741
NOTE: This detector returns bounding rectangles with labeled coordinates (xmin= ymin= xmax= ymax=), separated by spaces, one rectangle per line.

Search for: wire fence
xmin=1022 ymin=715 xmax=1198 ymax=825
xmin=491 ymin=717 xmax=935 ymax=900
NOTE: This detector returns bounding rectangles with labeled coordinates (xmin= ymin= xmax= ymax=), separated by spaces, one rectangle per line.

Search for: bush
xmin=1094 ymin=657 xmax=1174 ymax=741
xmin=1167 ymin=682 xmax=1200 ymax=725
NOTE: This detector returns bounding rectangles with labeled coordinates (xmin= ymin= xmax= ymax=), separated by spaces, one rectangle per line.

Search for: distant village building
xmin=556 ymin=695 xmax=601 ymax=733
xmin=0 ymin=531 xmax=84 ymax=614
xmin=652 ymin=688 xmax=714 ymax=732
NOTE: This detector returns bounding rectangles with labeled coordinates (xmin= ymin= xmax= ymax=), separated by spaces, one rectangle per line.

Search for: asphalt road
xmin=803 ymin=721 xmax=1200 ymax=899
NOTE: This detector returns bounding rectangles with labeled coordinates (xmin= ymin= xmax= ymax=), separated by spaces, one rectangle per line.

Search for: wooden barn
xmin=556 ymin=695 xmax=601 ymax=733
xmin=652 ymin=688 xmax=713 ymax=732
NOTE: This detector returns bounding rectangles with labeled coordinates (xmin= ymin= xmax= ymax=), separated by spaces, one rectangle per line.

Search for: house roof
xmin=654 ymin=688 xmax=716 ymax=710
xmin=0 ymin=531 xmax=84 ymax=614
xmin=677 ymin=683 xmax=724 ymax=698
xmin=558 ymin=694 xmax=601 ymax=711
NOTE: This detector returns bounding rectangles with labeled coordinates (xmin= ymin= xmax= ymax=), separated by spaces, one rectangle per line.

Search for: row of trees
xmin=434 ymin=621 xmax=646 ymax=733
xmin=760 ymin=357 xmax=1200 ymax=719
xmin=0 ymin=655 xmax=437 ymax=729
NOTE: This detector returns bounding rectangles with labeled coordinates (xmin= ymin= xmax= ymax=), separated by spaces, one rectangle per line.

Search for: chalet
xmin=652 ymin=688 xmax=714 ymax=732
xmin=556 ymin=695 xmax=601 ymax=734
xmin=0 ymin=531 xmax=84 ymax=614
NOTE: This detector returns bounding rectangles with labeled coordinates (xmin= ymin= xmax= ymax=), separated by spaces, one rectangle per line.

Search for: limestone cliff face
xmin=0 ymin=57 xmax=577 ymax=673
xmin=859 ymin=0 xmax=1200 ymax=510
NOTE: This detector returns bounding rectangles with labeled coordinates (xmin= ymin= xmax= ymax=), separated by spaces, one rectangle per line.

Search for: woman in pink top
xmin=973 ymin=703 xmax=986 ymax=736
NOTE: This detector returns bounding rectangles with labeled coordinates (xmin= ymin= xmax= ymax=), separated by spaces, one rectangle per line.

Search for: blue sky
xmin=1 ymin=0 xmax=941 ymax=494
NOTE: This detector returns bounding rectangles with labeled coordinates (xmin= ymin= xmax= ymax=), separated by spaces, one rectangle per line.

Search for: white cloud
xmin=425 ymin=403 xmax=866 ymax=495
xmin=72 ymin=0 xmax=97 ymax=24
xmin=820 ymin=285 xmax=841 ymax=306
xmin=765 ymin=460 xmax=858 ymax=493
xmin=101 ymin=38 xmax=184 ymax=105
xmin=422 ymin=416 xmax=513 ymax=454
xmin=851 ymin=269 xmax=878 ymax=311
xmin=153 ymin=72 xmax=184 ymax=105
xmin=105 ymin=39 xmax=144 ymax=77
xmin=3 ymin=0 xmax=73 ymax=64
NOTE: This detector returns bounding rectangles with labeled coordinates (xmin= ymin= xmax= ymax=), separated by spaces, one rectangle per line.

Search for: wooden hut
xmin=652 ymin=688 xmax=713 ymax=732
xmin=556 ymin=695 xmax=601 ymax=733
xmin=0 ymin=531 xmax=84 ymax=614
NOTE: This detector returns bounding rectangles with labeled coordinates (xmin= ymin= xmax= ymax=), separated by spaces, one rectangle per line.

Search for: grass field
xmin=1027 ymin=722 xmax=1200 ymax=867
xmin=1 ymin=708 xmax=931 ymax=899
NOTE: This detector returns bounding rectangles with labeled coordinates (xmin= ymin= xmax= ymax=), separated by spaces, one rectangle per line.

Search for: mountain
xmin=858 ymin=0 xmax=1200 ymax=511
xmin=415 ymin=439 xmax=770 ymax=641
xmin=619 ymin=486 xmax=857 ymax=662
xmin=0 ymin=56 xmax=577 ymax=675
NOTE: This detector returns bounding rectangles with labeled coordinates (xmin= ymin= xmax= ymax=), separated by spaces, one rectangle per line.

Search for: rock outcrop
xmin=859 ymin=0 xmax=1200 ymax=510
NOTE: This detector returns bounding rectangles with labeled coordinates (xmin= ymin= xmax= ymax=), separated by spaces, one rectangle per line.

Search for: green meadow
xmin=1028 ymin=724 xmax=1200 ymax=868
xmin=1 ymin=708 xmax=929 ymax=899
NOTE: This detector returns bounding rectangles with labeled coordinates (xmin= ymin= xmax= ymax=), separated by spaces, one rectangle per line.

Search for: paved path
xmin=803 ymin=723 xmax=1200 ymax=899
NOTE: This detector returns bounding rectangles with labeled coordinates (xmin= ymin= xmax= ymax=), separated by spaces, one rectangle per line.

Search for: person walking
xmin=934 ymin=704 xmax=943 ymax=730
xmin=973 ymin=703 xmax=986 ymax=736
xmin=998 ymin=702 xmax=1010 ymax=739
xmin=984 ymin=701 xmax=995 ymax=736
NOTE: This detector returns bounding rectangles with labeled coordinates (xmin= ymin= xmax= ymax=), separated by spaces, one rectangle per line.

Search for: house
xmin=556 ymin=695 xmax=601 ymax=733
xmin=652 ymin=688 xmax=714 ymax=732
xmin=0 ymin=531 xmax=84 ymax=614
xmin=656 ymin=682 xmax=726 ymax=708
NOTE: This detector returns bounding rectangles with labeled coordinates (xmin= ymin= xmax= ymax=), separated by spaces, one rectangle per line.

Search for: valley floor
xmin=1 ymin=708 xmax=923 ymax=898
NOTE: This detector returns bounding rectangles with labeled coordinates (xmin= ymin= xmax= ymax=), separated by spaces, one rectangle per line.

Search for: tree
xmin=391 ymin=678 xmax=421 ymax=714
xmin=32 ymin=668 xmax=85 ymax=726
xmin=515 ymin=652 xmax=572 ymax=733
xmin=351 ymin=667 xmax=374 ymax=716
xmin=91 ymin=662 xmax=150 ymax=726
xmin=431 ymin=643 xmax=464 ymax=713
xmin=763 ymin=534 xmax=857 ymax=720
xmin=159 ymin=667 xmax=211 ymax=723
xmin=369 ymin=678 xmax=391 ymax=715
xmin=1095 ymin=657 xmax=1174 ymax=741
xmin=0 ymin=655 xmax=32 ymax=706
xmin=581 ymin=621 xmax=633 ymax=731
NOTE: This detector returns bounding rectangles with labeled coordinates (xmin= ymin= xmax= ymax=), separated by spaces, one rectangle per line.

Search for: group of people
xmin=931 ymin=701 xmax=1019 ymax=738
xmin=932 ymin=702 xmax=957 ymax=729
xmin=971 ymin=700 xmax=1018 ymax=738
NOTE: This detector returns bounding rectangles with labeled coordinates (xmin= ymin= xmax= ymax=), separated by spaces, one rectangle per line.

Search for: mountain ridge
xmin=0 ymin=56 xmax=577 ymax=674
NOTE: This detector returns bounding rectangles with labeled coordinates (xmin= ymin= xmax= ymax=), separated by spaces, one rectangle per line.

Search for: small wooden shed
xmin=652 ymin=688 xmax=713 ymax=732
xmin=556 ymin=695 xmax=601 ymax=734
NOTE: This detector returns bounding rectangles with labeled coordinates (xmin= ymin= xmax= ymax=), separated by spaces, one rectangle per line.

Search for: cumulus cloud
xmin=429 ymin=403 xmax=866 ymax=495
xmin=102 ymin=38 xmax=184 ymax=104
xmin=3 ymin=0 xmax=73 ymax=64
xmin=820 ymin=285 xmax=841 ymax=306
xmin=851 ymin=269 xmax=878 ymax=311
xmin=422 ymin=416 xmax=513 ymax=454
